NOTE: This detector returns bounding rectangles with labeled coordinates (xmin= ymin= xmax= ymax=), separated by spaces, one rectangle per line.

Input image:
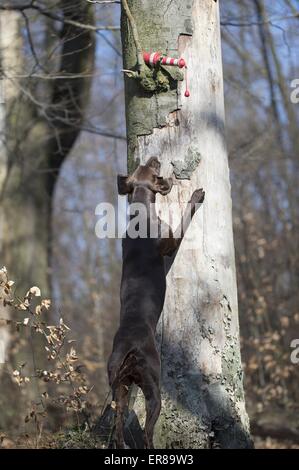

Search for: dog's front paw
xmin=190 ymin=188 xmax=205 ymax=205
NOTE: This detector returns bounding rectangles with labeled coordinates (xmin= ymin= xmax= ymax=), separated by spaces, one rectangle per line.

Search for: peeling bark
xmin=121 ymin=0 xmax=252 ymax=448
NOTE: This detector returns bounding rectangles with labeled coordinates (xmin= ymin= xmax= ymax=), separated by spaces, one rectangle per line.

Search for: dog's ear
xmin=155 ymin=177 xmax=173 ymax=196
xmin=145 ymin=156 xmax=161 ymax=175
xmin=117 ymin=175 xmax=132 ymax=195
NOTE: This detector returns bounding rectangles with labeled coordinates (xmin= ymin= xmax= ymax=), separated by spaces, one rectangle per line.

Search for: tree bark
xmin=121 ymin=0 xmax=252 ymax=448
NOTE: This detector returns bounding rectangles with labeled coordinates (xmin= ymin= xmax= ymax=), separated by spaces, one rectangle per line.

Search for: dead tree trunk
xmin=121 ymin=0 xmax=252 ymax=448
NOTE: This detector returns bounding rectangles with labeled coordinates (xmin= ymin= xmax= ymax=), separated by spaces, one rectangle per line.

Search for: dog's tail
xmin=111 ymin=348 xmax=139 ymax=396
xmin=118 ymin=350 xmax=138 ymax=382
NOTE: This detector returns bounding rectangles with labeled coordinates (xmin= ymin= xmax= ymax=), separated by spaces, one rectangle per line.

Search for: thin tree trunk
xmin=0 ymin=8 xmax=27 ymax=365
xmin=0 ymin=1 xmax=95 ymax=293
xmin=0 ymin=10 xmax=19 ymax=374
xmin=121 ymin=0 xmax=252 ymax=448
xmin=1 ymin=3 xmax=94 ymax=291
xmin=0 ymin=10 xmax=52 ymax=428
xmin=0 ymin=3 xmax=95 ymax=427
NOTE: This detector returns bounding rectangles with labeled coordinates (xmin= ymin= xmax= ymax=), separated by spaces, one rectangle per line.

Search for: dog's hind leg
xmin=142 ymin=380 xmax=161 ymax=449
xmin=114 ymin=384 xmax=129 ymax=449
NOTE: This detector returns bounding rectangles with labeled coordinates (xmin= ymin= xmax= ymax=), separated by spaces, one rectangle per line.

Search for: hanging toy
xmin=143 ymin=52 xmax=190 ymax=98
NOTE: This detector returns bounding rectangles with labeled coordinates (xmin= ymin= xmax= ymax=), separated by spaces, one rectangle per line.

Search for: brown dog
xmin=107 ymin=157 xmax=205 ymax=448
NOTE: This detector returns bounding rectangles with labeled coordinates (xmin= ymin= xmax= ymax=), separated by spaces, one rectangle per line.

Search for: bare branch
xmin=121 ymin=0 xmax=144 ymax=71
xmin=0 ymin=2 xmax=120 ymax=31
xmin=87 ymin=0 xmax=121 ymax=4
xmin=21 ymin=10 xmax=47 ymax=72
xmin=96 ymin=31 xmax=122 ymax=57
xmin=80 ymin=126 xmax=126 ymax=140
xmin=221 ymin=13 xmax=299 ymax=27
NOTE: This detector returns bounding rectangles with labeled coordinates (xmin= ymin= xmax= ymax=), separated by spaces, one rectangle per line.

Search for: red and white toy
xmin=143 ymin=51 xmax=190 ymax=97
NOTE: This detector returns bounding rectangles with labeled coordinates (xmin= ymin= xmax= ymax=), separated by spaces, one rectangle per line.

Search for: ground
xmin=1 ymin=431 xmax=298 ymax=449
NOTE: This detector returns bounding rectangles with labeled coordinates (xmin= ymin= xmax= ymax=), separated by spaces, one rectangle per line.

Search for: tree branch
xmin=87 ymin=0 xmax=121 ymax=4
xmin=46 ymin=0 xmax=96 ymax=192
xmin=0 ymin=2 xmax=120 ymax=31
xmin=21 ymin=10 xmax=47 ymax=72
xmin=121 ymin=0 xmax=144 ymax=72
xmin=221 ymin=13 xmax=299 ymax=28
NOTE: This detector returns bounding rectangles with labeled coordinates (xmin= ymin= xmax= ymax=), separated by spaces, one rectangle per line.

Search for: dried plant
xmin=0 ymin=266 xmax=92 ymax=443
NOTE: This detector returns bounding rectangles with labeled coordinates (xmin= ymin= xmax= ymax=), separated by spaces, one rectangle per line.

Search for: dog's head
xmin=117 ymin=157 xmax=173 ymax=201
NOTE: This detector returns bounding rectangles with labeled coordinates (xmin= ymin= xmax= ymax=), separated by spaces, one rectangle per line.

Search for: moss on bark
xmin=121 ymin=0 xmax=193 ymax=171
